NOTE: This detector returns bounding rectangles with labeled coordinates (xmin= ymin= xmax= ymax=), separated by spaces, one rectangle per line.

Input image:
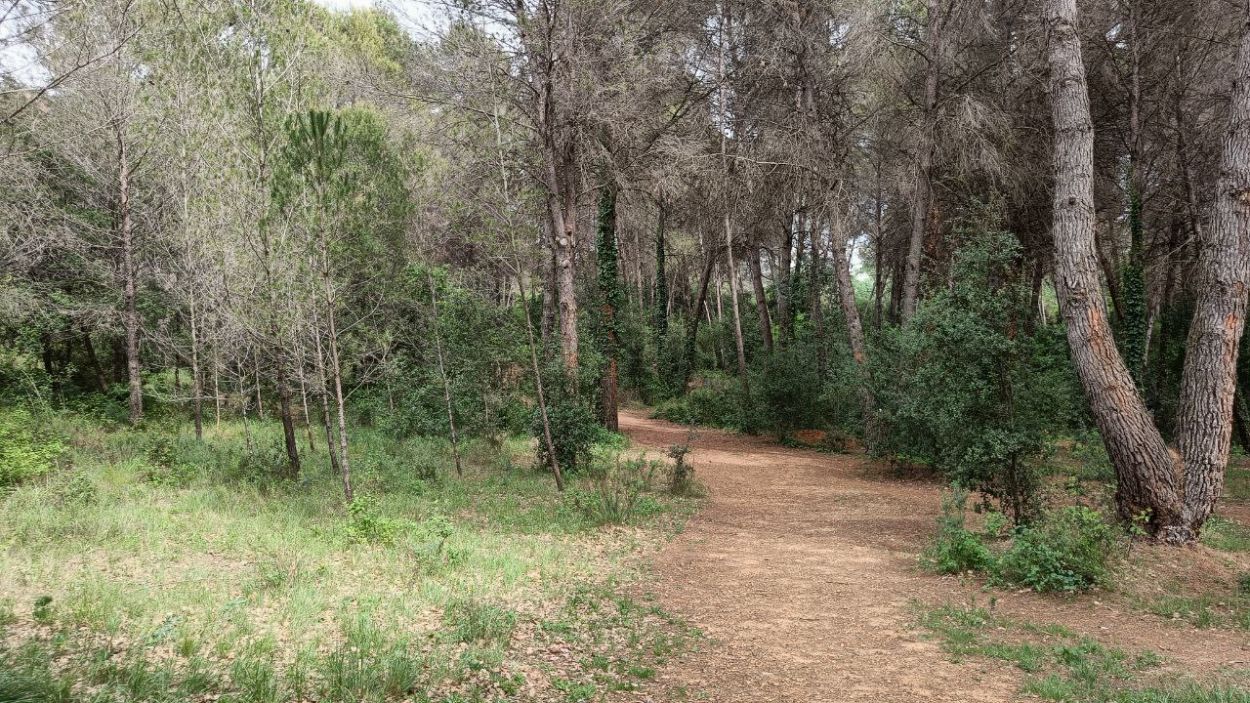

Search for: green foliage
xmin=997 ymin=506 xmax=1121 ymax=593
xmin=568 ymin=454 xmax=662 ymax=525
xmin=442 ymin=598 xmax=517 ymax=646
xmin=0 ymin=408 xmax=67 ymax=486
xmin=534 ymin=396 xmax=599 ymax=474
xmin=924 ymin=490 xmax=994 ymax=574
xmin=665 ymin=444 xmax=696 ymax=496
xmin=872 ymin=227 xmax=1081 ymax=522
xmin=757 ymin=344 xmax=825 ymax=436
xmin=344 ymin=494 xmax=406 ymax=545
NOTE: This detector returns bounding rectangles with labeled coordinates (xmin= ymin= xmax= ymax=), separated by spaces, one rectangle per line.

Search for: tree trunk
xmin=778 ymin=217 xmax=794 ymax=345
xmin=82 ymin=332 xmax=109 ymax=393
xmin=901 ymin=0 xmax=943 ymax=323
xmin=683 ymin=248 xmax=719 ymax=391
xmin=750 ymin=245 xmax=774 ymax=353
xmin=275 ymin=361 xmax=302 ymax=479
xmin=118 ymin=129 xmax=142 ymax=426
xmin=654 ymin=202 xmax=669 ymax=337
xmin=724 ymin=214 xmax=750 ymax=389
xmin=188 ymin=303 xmax=203 ymax=441
xmin=833 ymin=220 xmax=877 ymax=444
xmin=517 ymin=270 xmax=565 ymax=492
xmin=597 ymin=185 xmax=621 ymax=432
xmin=429 ymin=272 xmax=464 ymax=476
xmin=312 ymin=323 xmax=340 ymax=476
xmin=1045 ymin=0 xmax=1184 ymax=538
xmin=1175 ymin=11 xmax=1250 ymax=533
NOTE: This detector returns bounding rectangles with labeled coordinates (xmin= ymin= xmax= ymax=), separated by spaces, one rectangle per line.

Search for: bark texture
xmin=1176 ymin=12 xmax=1250 ymax=530
xmin=1046 ymin=0 xmax=1185 ymax=537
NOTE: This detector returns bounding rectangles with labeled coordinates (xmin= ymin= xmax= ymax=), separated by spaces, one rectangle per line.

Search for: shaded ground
xmin=615 ymin=410 xmax=1250 ymax=703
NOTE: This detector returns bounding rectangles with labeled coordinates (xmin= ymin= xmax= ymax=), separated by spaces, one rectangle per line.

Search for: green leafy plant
xmin=0 ymin=409 xmax=66 ymax=486
xmin=344 ymin=495 xmax=406 ymax=545
xmin=996 ymin=506 xmax=1120 ymax=593
xmin=569 ymin=455 xmax=661 ymax=525
xmin=923 ymin=490 xmax=994 ymax=574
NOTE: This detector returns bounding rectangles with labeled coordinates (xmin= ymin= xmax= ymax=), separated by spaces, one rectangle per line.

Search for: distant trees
xmin=3 ymin=0 xmax=1250 ymax=538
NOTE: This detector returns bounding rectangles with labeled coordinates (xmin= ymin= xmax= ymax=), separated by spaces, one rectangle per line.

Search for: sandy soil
xmin=613 ymin=410 xmax=1250 ymax=703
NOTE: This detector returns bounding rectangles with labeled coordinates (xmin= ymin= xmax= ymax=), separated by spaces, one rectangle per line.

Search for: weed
xmin=443 ymin=598 xmax=517 ymax=646
xmin=923 ymin=490 xmax=994 ymax=574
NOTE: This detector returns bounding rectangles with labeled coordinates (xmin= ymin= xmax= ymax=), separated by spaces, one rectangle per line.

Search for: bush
xmin=872 ymin=227 xmax=1081 ymax=523
xmin=996 ymin=506 xmax=1120 ymax=593
xmin=0 ymin=409 xmax=67 ymax=486
xmin=666 ymin=444 xmax=696 ymax=495
xmin=533 ymin=397 xmax=598 ymax=474
xmin=568 ymin=454 xmax=661 ymax=525
xmin=344 ymin=495 xmax=407 ymax=545
xmin=924 ymin=490 xmax=994 ymax=574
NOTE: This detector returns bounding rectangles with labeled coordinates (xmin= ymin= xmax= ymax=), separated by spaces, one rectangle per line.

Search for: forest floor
xmin=614 ymin=409 xmax=1250 ymax=703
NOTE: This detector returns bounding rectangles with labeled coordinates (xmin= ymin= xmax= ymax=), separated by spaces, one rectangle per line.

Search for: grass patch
xmin=1203 ymin=516 xmax=1250 ymax=553
xmin=0 ymin=409 xmax=702 ymax=701
xmin=919 ymin=603 xmax=1249 ymax=701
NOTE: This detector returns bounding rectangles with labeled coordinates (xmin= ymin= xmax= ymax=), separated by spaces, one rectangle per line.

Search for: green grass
xmin=1205 ymin=515 xmax=1250 ymax=553
xmin=0 ymin=410 xmax=701 ymax=701
xmin=919 ymin=603 xmax=1250 ymax=702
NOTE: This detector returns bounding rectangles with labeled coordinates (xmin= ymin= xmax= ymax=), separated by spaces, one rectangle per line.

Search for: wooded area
xmin=4 ymin=0 xmax=1250 ymax=700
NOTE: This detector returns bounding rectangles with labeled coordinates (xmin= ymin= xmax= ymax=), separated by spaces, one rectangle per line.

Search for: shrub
xmin=996 ymin=506 xmax=1120 ymax=593
xmin=533 ymin=397 xmax=598 ymax=474
xmin=871 ymin=227 xmax=1081 ymax=523
xmin=666 ymin=444 xmax=696 ymax=495
xmin=0 ymin=409 xmax=67 ymax=486
xmin=569 ymin=454 xmax=661 ymax=525
xmin=344 ymin=495 xmax=406 ymax=545
xmin=924 ymin=490 xmax=994 ymax=574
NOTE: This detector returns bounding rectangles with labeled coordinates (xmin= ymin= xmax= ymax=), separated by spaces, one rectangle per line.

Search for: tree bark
xmin=683 ymin=247 xmax=720 ymax=391
xmin=517 ymin=270 xmax=565 ymax=492
xmin=118 ymin=128 xmax=142 ymax=426
xmin=833 ymin=218 xmax=877 ymax=444
xmin=82 ymin=332 xmax=109 ymax=393
xmin=901 ymin=0 xmax=943 ymax=323
xmin=750 ymin=245 xmax=773 ymax=353
xmin=597 ymin=185 xmax=621 ymax=432
xmin=778 ymin=217 xmax=794 ymax=344
xmin=428 ymin=272 xmax=463 ymax=476
xmin=1045 ymin=0 xmax=1184 ymax=537
xmin=724 ymin=215 xmax=750 ymax=388
xmin=275 ymin=361 xmax=302 ymax=479
xmin=1175 ymin=10 xmax=1250 ymax=532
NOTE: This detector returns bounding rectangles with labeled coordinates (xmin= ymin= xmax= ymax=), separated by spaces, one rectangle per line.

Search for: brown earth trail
xmin=615 ymin=410 xmax=1250 ymax=703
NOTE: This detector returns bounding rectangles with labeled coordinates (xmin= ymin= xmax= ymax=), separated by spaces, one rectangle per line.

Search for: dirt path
xmin=616 ymin=410 xmax=1250 ymax=703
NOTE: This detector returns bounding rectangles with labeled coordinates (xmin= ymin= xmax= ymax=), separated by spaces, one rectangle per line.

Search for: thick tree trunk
xmin=1175 ymin=12 xmax=1250 ymax=533
xmin=750 ymin=245 xmax=774 ymax=353
xmin=901 ymin=0 xmax=943 ymax=323
xmin=1046 ymin=0 xmax=1184 ymax=538
xmin=543 ymin=151 xmax=580 ymax=385
xmin=118 ymin=130 xmax=142 ymax=426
